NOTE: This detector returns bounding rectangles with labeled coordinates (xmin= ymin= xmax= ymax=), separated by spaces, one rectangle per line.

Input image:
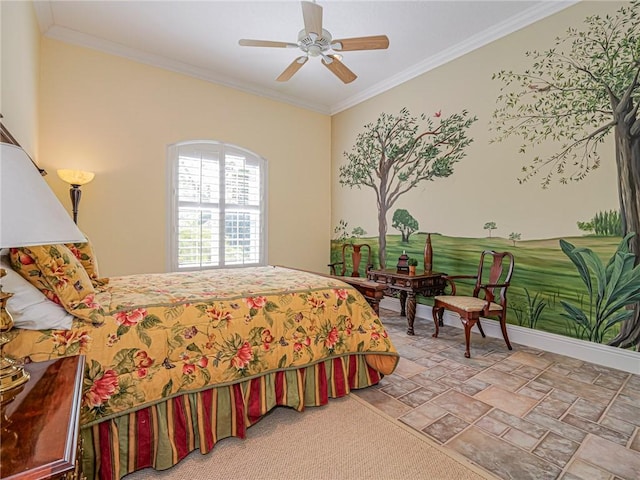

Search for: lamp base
xmin=0 ymin=379 xmax=25 ymax=471
xmin=0 ymin=332 xmax=29 ymax=394
xmin=0 ymin=278 xmax=30 ymax=394
xmin=0 ymin=354 xmax=30 ymax=394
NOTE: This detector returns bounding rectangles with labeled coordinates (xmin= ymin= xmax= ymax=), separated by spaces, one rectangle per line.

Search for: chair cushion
xmin=434 ymin=295 xmax=503 ymax=313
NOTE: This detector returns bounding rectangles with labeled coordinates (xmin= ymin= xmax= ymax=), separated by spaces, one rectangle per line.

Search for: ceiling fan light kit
xmin=238 ymin=1 xmax=389 ymax=84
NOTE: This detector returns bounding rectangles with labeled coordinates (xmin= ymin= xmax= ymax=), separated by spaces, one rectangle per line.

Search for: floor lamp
xmin=57 ymin=169 xmax=95 ymax=224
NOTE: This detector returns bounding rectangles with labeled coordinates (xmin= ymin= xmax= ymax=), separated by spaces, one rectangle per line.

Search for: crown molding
xmin=34 ymin=0 xmax=579 ymax=117
xmin=32 ymin=0 xmax=54 ymax=32
xmin=329 ymin=0 xmax=580 ymax=115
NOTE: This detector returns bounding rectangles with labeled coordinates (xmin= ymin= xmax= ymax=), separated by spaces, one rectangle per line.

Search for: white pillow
xmin=0 ymin=255 xmax=74 ymax=330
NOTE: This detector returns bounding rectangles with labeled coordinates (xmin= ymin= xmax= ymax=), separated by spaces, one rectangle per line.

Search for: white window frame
xmin=167 ymin=140 xmax=268 ymax=271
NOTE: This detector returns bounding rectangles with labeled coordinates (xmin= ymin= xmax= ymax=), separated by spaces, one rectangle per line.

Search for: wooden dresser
xmin=1 ymin=355 xmax=85 ymax=480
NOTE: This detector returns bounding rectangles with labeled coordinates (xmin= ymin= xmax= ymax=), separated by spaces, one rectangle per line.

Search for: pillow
xmin=65 ymin=235 xmax=109 ymax=288
xmin=0 ymin=256 xmax=74 ymax=330
xmin=10 ymin=245 xmax=105 ymax=325
xmin=8 ymin=247 xmax=53 ymax=292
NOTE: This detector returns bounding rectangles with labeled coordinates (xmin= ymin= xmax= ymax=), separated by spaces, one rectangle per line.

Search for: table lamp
xmin=57 ymin=169 xmax=95 ymax=224
xmin=0 ymin=143 xmax=86 ymax=393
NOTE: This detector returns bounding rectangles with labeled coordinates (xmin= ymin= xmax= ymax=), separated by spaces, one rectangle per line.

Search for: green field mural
xmin=332 ymin=2 xmax=640 ymax=351
xmin=330 ymin=232 xmax=635 ymax=344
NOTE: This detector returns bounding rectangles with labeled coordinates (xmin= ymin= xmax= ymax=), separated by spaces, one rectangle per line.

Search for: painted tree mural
xmin=392 ymin=209 xmax=419 ymax=243
xmin=339 ymin=108 xmax=476 ymax=268
xmin=577 ymin=210 xmax=623 ymax=236
xmin=509 ymin=232 xmax=522 ymax=246
xmin=491 ymin=1 xmax=640 ymax=349
xmin=483 ymin=221 xmax=497 ymax=238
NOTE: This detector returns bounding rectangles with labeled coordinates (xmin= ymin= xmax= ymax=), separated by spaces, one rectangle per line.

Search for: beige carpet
xmin=124 ymin=394 xmax=494 ymax=480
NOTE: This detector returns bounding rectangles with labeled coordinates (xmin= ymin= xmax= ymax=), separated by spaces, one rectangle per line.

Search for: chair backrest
xmin=341 ymin=243 xmax=373 ymax=277
xmin=473 ymin=251 xmax=515 ymax=306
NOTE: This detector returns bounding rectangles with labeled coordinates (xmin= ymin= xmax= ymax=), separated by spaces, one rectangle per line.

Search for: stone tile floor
xmin=355 ymin=309 xmax=640 ymax=480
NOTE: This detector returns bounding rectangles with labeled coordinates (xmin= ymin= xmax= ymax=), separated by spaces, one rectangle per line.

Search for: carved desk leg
xmin=399 ymin=291 xmax=407 ymax=317
xmin=406 ymin=292 xmax=417 ymax=335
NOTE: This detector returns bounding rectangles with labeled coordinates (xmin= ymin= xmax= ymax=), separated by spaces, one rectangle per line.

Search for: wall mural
xmin=332 ymin=1 xmax=640 ymax=350
xmin=338 ymin=107 xmax=477 ymax=269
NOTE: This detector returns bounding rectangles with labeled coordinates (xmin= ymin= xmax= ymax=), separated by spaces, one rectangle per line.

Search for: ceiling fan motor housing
xmin=298 ymin=28 xmax=332 ymax=56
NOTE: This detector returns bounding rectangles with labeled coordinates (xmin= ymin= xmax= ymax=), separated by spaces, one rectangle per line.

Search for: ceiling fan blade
xmin=332 ymin=35 xmax=390 ymax=51
xmin=239 ymin=39 xmax=297 ymax=48
xmin=321 ymin=55 xmax=357 ymax=84
xmin=276 ymin=56 xmax=308 ymax=82
xmin=301 ymin=1 xmax=322 ymax=37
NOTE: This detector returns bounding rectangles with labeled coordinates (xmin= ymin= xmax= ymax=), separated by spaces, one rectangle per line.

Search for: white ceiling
xmin=33 ymin=0 xmax=577 ymax=115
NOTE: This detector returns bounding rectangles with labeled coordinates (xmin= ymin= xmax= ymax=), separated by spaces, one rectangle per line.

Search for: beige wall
xmin=0 ymin=0 xmax=40 ymax=157
xmin=39 ymin=39 xmax=331 ymax=276
xmin=331 ymin=1 xmax=621 ymax=242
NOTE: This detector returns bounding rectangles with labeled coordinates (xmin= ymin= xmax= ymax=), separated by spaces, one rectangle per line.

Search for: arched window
xmin=167 ymin=141 xmax=267 ymax=271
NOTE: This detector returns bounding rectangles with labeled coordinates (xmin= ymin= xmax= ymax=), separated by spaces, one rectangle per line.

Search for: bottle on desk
xmin=424 ymin=233 xmax=433 ymax=272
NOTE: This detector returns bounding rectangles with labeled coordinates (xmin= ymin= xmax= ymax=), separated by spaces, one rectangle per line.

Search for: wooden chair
xmin=326 ymin=243 xmax=382 ymax=314
xmin=328 ymin=243 xmax=373 ymax=278
xmin=432 ymin=251 xmax=514 ymax=358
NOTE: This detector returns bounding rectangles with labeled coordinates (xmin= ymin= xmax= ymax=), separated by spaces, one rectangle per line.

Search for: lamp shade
xmin=57 ymin=169 xmax=95 ymax=186
xmin=0 ymin=143 xmax=86 ymax=248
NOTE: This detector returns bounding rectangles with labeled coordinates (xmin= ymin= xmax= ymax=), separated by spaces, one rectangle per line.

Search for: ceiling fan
xmin=238 ymin=1 xmax=389 ymax=84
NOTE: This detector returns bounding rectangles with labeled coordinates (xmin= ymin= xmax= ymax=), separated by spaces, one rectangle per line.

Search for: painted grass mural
xmin=330 ymin=232 xmax=637 ymax=344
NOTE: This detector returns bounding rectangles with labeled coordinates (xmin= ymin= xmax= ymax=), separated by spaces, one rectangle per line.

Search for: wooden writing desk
xmin=367 ymin=269 xmax=446 ymax=335
xmin=333 ymin=276 xmax=386 ymax=314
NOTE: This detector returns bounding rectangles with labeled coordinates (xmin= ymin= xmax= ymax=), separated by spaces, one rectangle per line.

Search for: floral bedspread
xmin=6 ymin=266 xmax=398 ymax=426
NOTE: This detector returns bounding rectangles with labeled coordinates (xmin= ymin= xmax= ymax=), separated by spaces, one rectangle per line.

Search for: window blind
xmin=169 ymin=142 xmax=266 ymax=271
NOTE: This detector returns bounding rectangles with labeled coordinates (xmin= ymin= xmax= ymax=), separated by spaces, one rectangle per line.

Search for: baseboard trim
xmin=380 ymin=298 xmax=640 ymax=375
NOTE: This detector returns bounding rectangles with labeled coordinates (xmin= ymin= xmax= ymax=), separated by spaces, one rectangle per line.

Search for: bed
xmin=2 ymin=243 xmax=399 ymax=480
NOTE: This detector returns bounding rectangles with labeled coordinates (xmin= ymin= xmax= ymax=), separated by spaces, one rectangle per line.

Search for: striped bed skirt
xmin=82 ymin=354 xmax=383 ymax=480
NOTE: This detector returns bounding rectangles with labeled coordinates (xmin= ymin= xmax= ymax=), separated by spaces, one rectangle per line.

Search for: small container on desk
xmin=396 ymin=251 xmax=409 ymax=274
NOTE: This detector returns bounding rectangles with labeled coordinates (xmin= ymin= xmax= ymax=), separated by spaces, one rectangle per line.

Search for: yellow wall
xmin=3 ymin=1 xmax=624 ymax=279
xmin=0 ymin=1 xmax=40 ymax=157
xmin=331 ymin=1 xmax=621 ymax=242
xmin=38 ymin=39 xmax=331 ymax=276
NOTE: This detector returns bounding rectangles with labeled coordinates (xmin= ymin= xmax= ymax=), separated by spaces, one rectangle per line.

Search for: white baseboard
xmin=380 ymin=298 xmax=640 ymax=375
